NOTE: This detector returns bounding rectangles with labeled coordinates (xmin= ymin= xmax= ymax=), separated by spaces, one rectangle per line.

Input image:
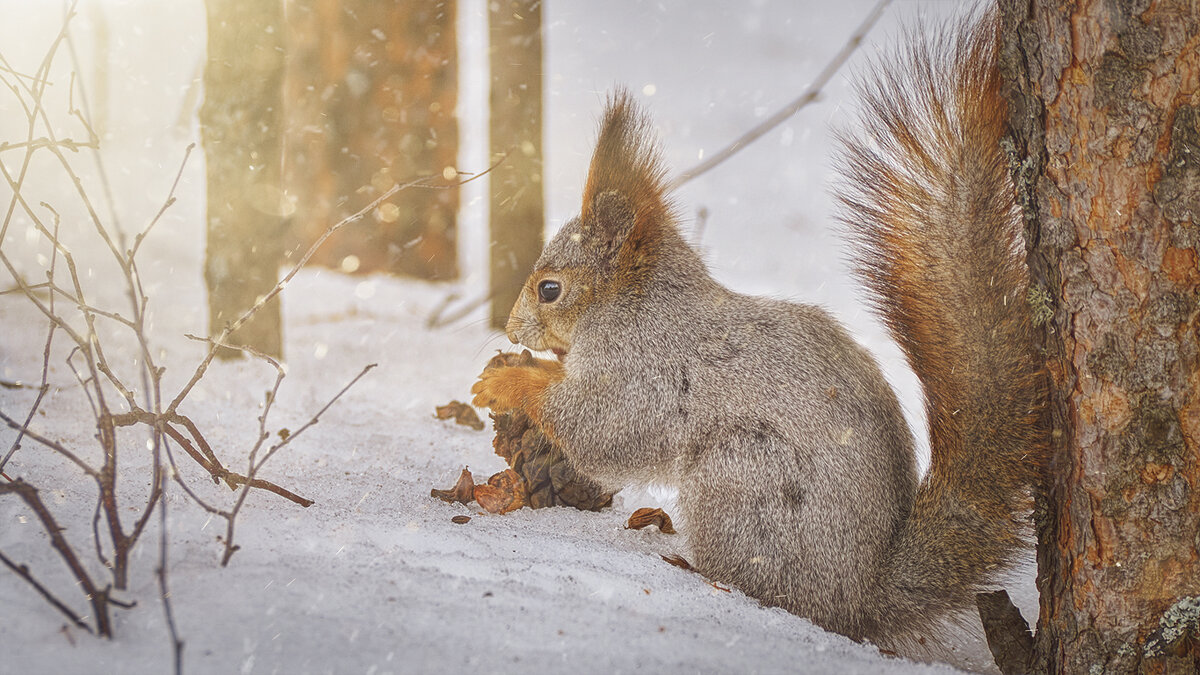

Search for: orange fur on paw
xmin=470 ymin=362 xmax=563 ymax=420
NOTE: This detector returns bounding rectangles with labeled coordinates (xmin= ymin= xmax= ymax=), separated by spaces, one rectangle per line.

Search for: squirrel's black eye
xmin=537 ymin=279 xmax=562 ymax=303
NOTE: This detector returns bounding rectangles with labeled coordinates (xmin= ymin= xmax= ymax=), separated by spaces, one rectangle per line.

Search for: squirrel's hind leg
xmin=678 ymin=428 xmax=875 ymax=641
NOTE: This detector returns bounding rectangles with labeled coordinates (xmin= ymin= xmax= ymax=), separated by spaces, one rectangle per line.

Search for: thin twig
xmin=166 ymin=154 xmax=505 ymax=416
xmin=0 ymin=3 xmax=494 ymax=649
xmin=0 ymin=204 xmax=63 ymax=474
xmin=426 ymin=290 xmax=494 ymax=329
xmin=670 ymin=0 xmax=892 ymax=188
xmin=132 ymin=144 xmax=193 ymax=258
xmin=0 ymin=6 xmax=147 ymax=594
xmin=218 ymin=367 xmax=288 ymax=564
xmin=125 ymin=449 xmax=163 ymax=559
xmin=0 ymin=479 xmax=112 ymax=637
xmin=105 ymin=409 xmax=310 ymax=506
xmin=64 ymin=348 xmax=100 ymax=420
xmin=0 ymin=548 xmax=94 ymax=634
xmin=64 ymin=17 xmax=123 ymax=239
xmin=0 ymin=6 xmax=80 ymax=225
xmin=0 ymin=384 xmax=48 ymax=473
xmin=0 ymin=62 xmax=48 ymax=85
xmin=0 ymin=408 xmax=101 ymax=479
xmin=0 ymin=5 xmax=73 ymax=243
xmin=158 ymin=435 xmax=230 ymax=517
xmin=109 ymin=409 xmax=222 ymax=474
xmin=220 ymin=363 xmax=377 ymax=565
xmin=258 ymin=363 xmax=377 ymax=465
xmin=0 ymin=137 xmax=94 ymax=153
xmin=157 ymin=423 xmax=222 ymax=482
xmin=156 ymin=470 xmax=184 ymax=675
xmin=221 ymin=471 xmax=314 ymax=507
xmin=94 ymin=401 xmax=131 ymax=590
xmin=171 ymin=414 xmax=222 ymax=474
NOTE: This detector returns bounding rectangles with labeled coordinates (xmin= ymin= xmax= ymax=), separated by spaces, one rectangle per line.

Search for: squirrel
xmin=471 ymin=11 xmax=1045 ymax=649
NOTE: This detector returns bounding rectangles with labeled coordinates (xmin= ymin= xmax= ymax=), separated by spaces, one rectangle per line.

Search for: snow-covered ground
xmin=1 ymin=1 xmax=1035 ymax=673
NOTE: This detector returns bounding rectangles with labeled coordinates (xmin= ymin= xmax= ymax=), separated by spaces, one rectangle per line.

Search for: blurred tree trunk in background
xmin=488 ymin=0 xmax=544 ymax=329
xmin=284 ymin=0 xmax=459 ymax=279
xmin=999 ymin=0 xmax=1200 ymax=672
xmin=201 ymin=0 xmax=286 ymax=360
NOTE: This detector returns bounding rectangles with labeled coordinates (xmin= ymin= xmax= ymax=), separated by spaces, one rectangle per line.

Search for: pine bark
xmin=201 ymin=0 xmax=286 ymax=359
xmin=488 ymin=0 xmax=544 ymax=329
xmin=998 ymin=0 xmax=1200 ymax=672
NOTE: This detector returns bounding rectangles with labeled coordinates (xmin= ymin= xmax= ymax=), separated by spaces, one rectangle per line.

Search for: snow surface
xmin=1 ymin=1 xmax=1035 ymax=673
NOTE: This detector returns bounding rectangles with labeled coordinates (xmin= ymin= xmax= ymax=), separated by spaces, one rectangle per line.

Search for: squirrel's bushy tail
xmin=836 ymin=11 xmax=1045 ymax=643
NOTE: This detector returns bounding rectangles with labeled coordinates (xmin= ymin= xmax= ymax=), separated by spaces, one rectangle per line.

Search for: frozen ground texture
xmin=0 ymin=1 xmax=1034 ymax=673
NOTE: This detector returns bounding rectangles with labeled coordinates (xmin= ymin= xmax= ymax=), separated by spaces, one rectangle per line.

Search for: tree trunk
xmin=284 ymin=0 xmax=459 ymax=279
xmin=998 ymin=1 xmax=1200 ymax=672
xmin=201 ymin=0 xmax=286 ymax=360
xmin=488 ymin=0 xmax=544 ymax=329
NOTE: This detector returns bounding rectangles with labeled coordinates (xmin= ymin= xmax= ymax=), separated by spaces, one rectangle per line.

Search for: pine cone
xmin=490 ymin=409 xmax=614 ymax=511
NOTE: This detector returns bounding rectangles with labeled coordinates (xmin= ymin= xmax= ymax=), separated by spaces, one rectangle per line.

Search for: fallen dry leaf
xmin=430 ymin=467 xmax=475 ymax=504
xmin=451 ymin=515 xmax=471 ymax=525
xmin=435 ymin=400 xmax=486 ymax=431
xmin=473 ymin=468 xmax=527 ymax=514
xmin=472 ymin=485 xmax=503 ymax=512
xmin=660 ymin=554 xmax=693 ymax=570
xmin=659 ymin=553 xmax=733 ymax=594
xmin=626 ymin=507 xmax=676 ymax=534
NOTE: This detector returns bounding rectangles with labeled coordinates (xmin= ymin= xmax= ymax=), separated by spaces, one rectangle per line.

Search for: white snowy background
xmin=0 ymin=1 xmax=1036 ymax=673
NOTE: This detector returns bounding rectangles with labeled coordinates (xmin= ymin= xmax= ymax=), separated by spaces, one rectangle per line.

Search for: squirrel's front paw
xmin=471 ymin=366 xmax=523 ymax=413
xmin=471 ymin=360 xmax=563 ymax=417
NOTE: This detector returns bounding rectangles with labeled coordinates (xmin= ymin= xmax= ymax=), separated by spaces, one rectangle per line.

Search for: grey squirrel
xmin=471 ymin=11 xmax=1045 ymax=648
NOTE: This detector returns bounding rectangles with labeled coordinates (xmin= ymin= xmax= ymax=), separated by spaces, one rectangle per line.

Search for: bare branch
xmin=0 ymin=379 xmax=51 ymax=474
xmin=220 ymin=363 xmax=376 ymax=565
xmin=106 ymin=409 xmax=309 ymax=506
xmin=167 ymin=153 xmax=505 ymax=415
xmin=155 ymin=471 xmax=184 ymax=675
xmin=671 ymin=0 xmax=891 ymax=188
xmin=0 ymin=407 xmax=100 ymax=479
xmin=64 ymin=27 xmax=122 ymax=240
xmin=0 ymin=62 xmax=49 ymax=85
xmin=0 ymin=478 xmax=112 ymax=637
xmin=220 ymin=471 xmax=314 ymax=508
xmin=158 ymin=436 xmax=230 ymax=517
xmin=260 ymin=363 xmax=377 ymax=463
xmin=0 ymin=1 xmax=77 ymax=242
xmin=132 ymin=143 xmax=194 ymax=258
xmin=0 ymin=137 xmax=95 ymax=153
xmin=426 ymin=290 xmax=494 ymax=329
xmin=0 ymin=4 xmax=487 ymax=650
xmin=0 ymin=548 xmax=94 ymax=634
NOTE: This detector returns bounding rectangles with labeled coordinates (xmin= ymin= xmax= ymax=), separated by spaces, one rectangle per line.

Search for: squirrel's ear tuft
xmin=580 ymin=89 xmax=674 ymax=249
